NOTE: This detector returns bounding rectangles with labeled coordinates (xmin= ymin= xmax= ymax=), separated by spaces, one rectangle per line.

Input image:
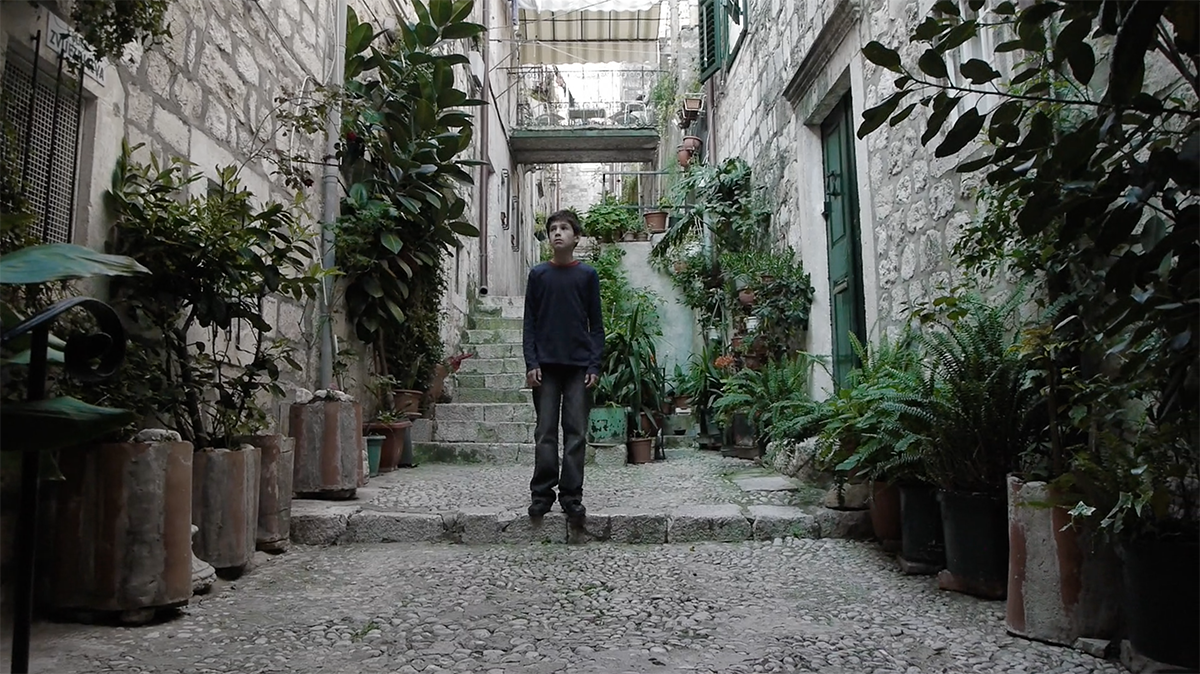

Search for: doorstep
xmin=289 ymin=499 xmax=871 ymax=546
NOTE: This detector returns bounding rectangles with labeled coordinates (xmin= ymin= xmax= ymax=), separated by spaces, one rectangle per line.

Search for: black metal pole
xmin=10 ymin=325 xmax=48 ymax=674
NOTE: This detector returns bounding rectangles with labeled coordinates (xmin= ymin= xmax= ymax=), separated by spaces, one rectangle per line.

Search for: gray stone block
xmin=589 ymin=444 xmax=627 ymax=467
xmin=823 ymin=482 xmax=872 ymax=510
xmin=455 ymin=507 xmax=504 ymax=544
xmin=814 ymin=508 xmax=874 ymax=540
xmin=736 ymin=476 xmax=800 ymax=492
xmin=668 ymin=505 xmax=751 ymax=543
xmin=608 ymin=509 xmax=669 ymax=544
xmin=498 ymin=511 xmax=567 ymax=544
xmin=343 ymin=511 xmax=446 ymax=543
xmin=289 ymin=501 xmax=361 ymax=546
xmin=749 ymin=505 xmax=818 ymax=540
xmin=410 ymin=419 xmax=433 ymax=443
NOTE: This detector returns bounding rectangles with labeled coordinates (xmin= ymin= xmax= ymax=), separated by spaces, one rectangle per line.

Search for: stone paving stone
xmin=498 ymin=511 xmax=567 ymax=544
xmin=748 ymin=505 xmax=818 ymax=540
xmin=17 ymin=541 xmax=1126 ymax=674
xmin=735 ymin=476 xmax=800 ymax=492
xmin=342 ymin=510 xmax=445 ymax=544
xmin=289 ymin=501 xmax=361 ymax=545
xmin=668 ymin=504 xmax=752 ymax=543
xmin=814 ymin=507 xmax=874 ymax=540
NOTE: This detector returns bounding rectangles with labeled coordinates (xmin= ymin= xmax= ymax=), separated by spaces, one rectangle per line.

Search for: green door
xmin=821 ymin=96 xmax=867 ymax=387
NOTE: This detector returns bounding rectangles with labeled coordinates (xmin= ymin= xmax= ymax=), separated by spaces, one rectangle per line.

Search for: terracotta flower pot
xmin=628 ymin=438 xmax=653 ymax=464
xmin=643 ymin=210 xmax=668 ymax=234
xmin=289 ymin=400 xmax=362 ymax=499
xmin=738 ymin=289 xmax=756 ymax=306
xmin=393 ymin=389 xmax=422 ymax=416
xmin=677 ymin=147 xmax=693 ymax=168
xmin=192 ymin=445 xmax=261 ymax=577
xmin=364 ymin=420 xmax=412 ymax=472
xmin=682 ymin=136 xmax=703 ymax=151
xmin=1006 ymin=475 xmax=1122 ymax=647
xmin=45 ymin=439 xmax=194 ymax=621
xmin=234 ymin=434 xmax=295 ymax=554
xmin=673 ymin=261 xmax=687 ymax=273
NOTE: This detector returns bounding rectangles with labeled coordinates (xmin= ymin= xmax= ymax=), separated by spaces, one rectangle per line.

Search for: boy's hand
xmin=526 ymin=368 xmax=542 ymax=387
xmin=585 ymin=373 xmax=598 ymax=388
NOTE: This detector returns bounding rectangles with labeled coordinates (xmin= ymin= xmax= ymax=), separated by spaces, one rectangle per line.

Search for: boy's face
xmin=547 ymin=219 xmax=578 ymax=252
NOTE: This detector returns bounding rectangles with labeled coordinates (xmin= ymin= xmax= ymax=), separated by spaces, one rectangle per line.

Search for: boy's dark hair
xmin=546 ymin=209 xmax=582 ymax=236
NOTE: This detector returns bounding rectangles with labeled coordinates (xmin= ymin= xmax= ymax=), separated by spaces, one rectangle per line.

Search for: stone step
xmin=433 ymin=421 xmax=535 ymax=444
xmin=464 ymin=328 xmax=522 ymax=346
xmin=474 ymin=303 xmax=524 ymax=320
xmin=433 ymin=402 xmax=534 ymax=423
xmin=470 ymin=343 xmax=524 ymax=359
xmin=469 ymin=316 xmax=524 ymax=331
xmin=454 ymin=388 xmax=529 ymax=404
xmin=291 ymin=501 xmax=873 ymax=546
xmin=414 ymin=442 xmax=533 ymax=464
xmin=413 ymin=441 xmax=626 ymax=466
xmin=457 ymin=357 xmax=526 ymax=375
xmin=477 ymin=295 xmax=524 ymax=309
xmin=455 ymin=372 xmax=526 ymax=391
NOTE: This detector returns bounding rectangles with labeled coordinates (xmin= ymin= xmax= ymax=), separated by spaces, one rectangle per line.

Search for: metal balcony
xmin=509 ymin=66 xmax=664 ymax=164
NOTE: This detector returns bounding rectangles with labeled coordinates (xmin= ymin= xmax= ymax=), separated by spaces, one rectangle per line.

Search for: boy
xmin=522 ymin=209 xmax=604 ymax=519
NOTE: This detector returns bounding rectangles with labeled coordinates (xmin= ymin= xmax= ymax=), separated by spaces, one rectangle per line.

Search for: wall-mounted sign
xmin=46 ymin=12 xmax=107 ymax=85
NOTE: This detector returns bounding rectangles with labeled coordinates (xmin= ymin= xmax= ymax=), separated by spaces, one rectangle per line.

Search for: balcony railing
xmin=511 ymin=66 xmax=665 ymax=131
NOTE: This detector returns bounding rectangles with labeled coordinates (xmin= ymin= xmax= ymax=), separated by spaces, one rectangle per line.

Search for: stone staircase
xmin=414 ymin=295 xmax=538 ymax=464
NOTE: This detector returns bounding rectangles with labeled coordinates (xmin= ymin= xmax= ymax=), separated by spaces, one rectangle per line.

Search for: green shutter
xmin=699 ymin=0 xmax=723 ymax=82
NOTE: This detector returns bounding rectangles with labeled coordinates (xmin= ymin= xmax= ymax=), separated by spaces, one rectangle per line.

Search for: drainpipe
xmin=477 ymin=1 xmax=493 ymax=296
xmin=319 ymin=0 xmax=348 ymax=388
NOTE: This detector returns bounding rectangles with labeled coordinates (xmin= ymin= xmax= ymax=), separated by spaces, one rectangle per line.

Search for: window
xmin=698 ymin=0 xmax=750 ymax=82
xmin=0 ymin=51 xmax=84 ymax=244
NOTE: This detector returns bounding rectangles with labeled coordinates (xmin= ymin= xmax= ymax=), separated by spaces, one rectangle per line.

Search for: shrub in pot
xmin=893 ymin=292 xmax=1038 ymax=599
xmin=319 ymin=6 xmax=485 ymax=427
xmin=105 ymin=143 xmax=318 ymax=576
xmin=0 ymin=238 xmax=193 ymax=630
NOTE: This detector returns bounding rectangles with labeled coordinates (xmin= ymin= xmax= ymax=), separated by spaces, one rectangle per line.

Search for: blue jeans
xmin=530 ymin=364 xmax=588 ymax=505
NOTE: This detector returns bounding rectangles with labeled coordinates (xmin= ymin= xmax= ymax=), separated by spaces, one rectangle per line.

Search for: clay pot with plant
xmin=0 ymin=229 xmax=198 ymax=626
xmin=103 ymin=143 xmax=320 ymax=577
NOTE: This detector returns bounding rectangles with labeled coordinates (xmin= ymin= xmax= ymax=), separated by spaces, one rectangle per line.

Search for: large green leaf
xmin=0 ymin=243 xmax=148 ymax=285
xmin=0 ymin=397 xmax=135 ymax=453
xmin=440 ymin=22 xmax=485 ymax=40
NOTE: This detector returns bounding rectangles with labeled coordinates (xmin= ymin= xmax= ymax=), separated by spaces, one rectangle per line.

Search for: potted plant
xmin=0 ymin=234 xmax=194 ymax=628
xmin=104 ymin=144 xmax=319 ymax=577
xmin=712 ymin=353 xmax=822 ymax=459
xmin=588 ymin=373 xmax=627 ymax=446
xmin=584 ymin=193 xmax=641 ymax=244
xmin=643 ymin=196 xmax=671 ymax=234
xmin=891 ymin=292 xmax=1038 ymax=599
xmin=600 ymin=304 xmax=662 ymax=461
xmin=318 ymin=6 xmax=483 ymax=427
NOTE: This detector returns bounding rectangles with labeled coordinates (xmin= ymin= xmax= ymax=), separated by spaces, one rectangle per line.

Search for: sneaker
xmin=528 ymin=501 xmax=552 ymax=518
xmin=561 ymin=501 xmax=586 ymax=519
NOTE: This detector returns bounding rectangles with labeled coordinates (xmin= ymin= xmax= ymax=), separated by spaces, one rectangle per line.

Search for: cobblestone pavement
xmin=10 ymin=539 xmax=1120 ymax=674
xmin=366 ymin=449 xmax=826 ymax=512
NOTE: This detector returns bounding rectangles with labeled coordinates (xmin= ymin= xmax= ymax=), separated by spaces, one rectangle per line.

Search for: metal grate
xmin=1 ymin=51 xmax=82 ymax=244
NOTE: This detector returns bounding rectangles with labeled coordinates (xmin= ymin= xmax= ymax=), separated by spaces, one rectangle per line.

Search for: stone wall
xmin=706 ymin=0 xmax=993 ymax=393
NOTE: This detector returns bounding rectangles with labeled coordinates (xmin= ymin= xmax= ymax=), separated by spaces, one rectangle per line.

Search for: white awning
xmin=518 ymin=5 xmax=662 ymax=65
xmin=517 ymin=0 xmax=660 ymax=11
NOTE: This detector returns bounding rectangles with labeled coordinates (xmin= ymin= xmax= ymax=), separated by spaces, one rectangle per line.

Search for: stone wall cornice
xmin=782 ymin=0 xmax=861 ymax=108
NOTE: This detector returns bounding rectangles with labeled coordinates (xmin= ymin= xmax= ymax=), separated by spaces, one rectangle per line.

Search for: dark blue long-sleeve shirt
xmin=523 ymin=261 xmax=604 ymax=375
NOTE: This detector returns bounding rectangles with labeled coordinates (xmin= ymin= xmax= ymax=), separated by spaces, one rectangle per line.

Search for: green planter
xmin=365 ymin=435 xmax=385 ymax=477
xmin=588 ymin=405 xmax=626 ymax=446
